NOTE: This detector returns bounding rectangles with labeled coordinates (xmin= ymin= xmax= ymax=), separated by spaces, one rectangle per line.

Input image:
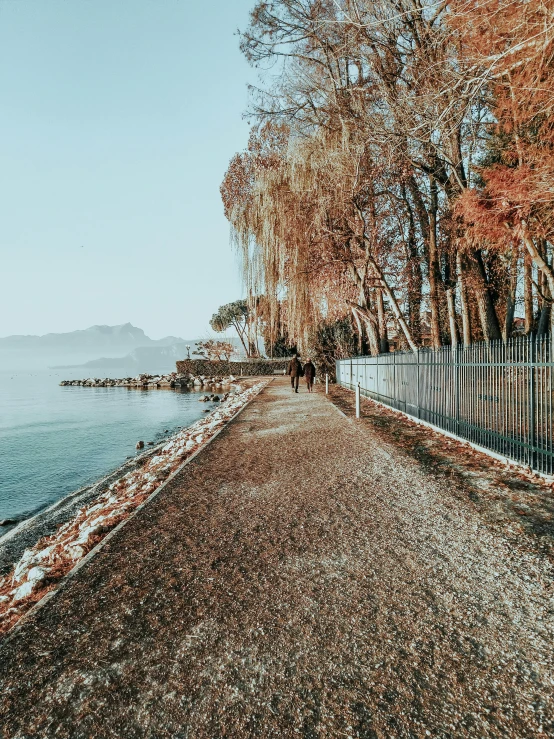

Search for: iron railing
xmin=336 ymin=334 xmax=554 ymax=475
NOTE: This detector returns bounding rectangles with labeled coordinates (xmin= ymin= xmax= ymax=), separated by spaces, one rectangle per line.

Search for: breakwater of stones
xmin=59 ymin=373 xmax=237 ymax=390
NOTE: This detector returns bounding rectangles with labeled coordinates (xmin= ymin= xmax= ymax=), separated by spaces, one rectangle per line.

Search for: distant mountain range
xmin=52 ymin=342 xmax=207 ymax=374
xmin=1 ymin=323 xmax=182 ymax=351
xmin=0 ymin=323 xmax=201 ymax=371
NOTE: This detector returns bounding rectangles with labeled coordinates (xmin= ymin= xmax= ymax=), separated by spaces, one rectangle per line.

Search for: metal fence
xmin=336 ymin=334 xmax=554 ymax=475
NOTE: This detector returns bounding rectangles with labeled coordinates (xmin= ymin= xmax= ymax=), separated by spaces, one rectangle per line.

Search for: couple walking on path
xmin=287 ymin=354 xmax=316 ymax=393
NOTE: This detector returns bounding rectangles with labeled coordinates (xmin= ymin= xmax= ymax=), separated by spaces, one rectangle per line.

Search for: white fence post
xmin=325 ymin=373 xmax=329 ymax=394
xmin=356 ymin=382 xmax=361 ymax=418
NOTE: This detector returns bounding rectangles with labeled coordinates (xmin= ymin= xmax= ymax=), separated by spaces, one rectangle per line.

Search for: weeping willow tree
xmin=222 ymin=123 xmax=329 ymax=350
xmin=221 ymin=121 xmax=419 ymax=354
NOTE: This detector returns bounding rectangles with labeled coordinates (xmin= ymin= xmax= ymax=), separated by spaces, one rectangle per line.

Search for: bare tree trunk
xmin=403 ymin=185 xmax=423 ymax=344
xmin=365 ymin=318 xmax=380 ymax=356
xmin=379 ymin=280 xmax=417 ymax=352
xmin=457 ymin=251 xmax=472 ymax=347
xmin=376 ymin=289 xmax=389 ymax=353
xmin=232 ymin=319 xmax=250 ymax=358
xmin=471 ymin=250 xmax=503 ymax=342
xmin=407 ymin=265 xmax=423 ymax=344
xmin=351 ymin=307 xmax=364 ymax=354
xmin=519 ymin=222 xmax=554 ymax=334
xmin=443 ymin=251 xmax=459 ymax=347
xmin=445 ymin=288 xmax=459 ymax=348
xmin=247 ymin=295 xmax=256 ymax=358
xmin=537 ymin=303 xmax=551 ymax=336
xmin=347 ymin=262 xmax=382 ymax=355
xmin=524 ymin=250 xmax=534 ymax=334
xmin=354 ymin=221 xmax=417 ymax=352
xmin=366 ymin=256 xmax=418 ymax=353
xmin=428 ymin=175 xmax=442 ymax=348
xmin=535 ymin=239 xmax=551 ymax=336
xmin=503 ymin=249 xmax=518 ymax=340
xmin=352 ymin=308 xmax=379 ymax=356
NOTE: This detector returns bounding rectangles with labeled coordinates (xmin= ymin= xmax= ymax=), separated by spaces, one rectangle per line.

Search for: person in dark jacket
xmin=303 ymin=358 xmax=316 ymax=392
xmin=287 ymin=354 xmax=303 ymax=393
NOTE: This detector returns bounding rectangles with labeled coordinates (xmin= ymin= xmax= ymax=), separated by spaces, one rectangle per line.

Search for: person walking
xmin=287 ymin=354 xmax=303 ymax=393
xmin=303 ymin=357 xmax=316 ymax=393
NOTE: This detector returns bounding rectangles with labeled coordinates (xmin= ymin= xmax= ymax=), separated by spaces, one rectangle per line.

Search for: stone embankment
xmin=176 ymin=358 xmax=288 ymax=377
xmin=59 ymin=372 xmax=238 ymax=390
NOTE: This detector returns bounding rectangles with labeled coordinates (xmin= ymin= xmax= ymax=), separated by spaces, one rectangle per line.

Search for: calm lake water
xmin=0 ymin=369 xmax=210 ymax=526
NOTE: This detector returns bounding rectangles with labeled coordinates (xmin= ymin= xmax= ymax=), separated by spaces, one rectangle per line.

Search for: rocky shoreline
xmin=59 ymin=372 xmax=239 ymax=389
xmin=0 ymin=380 xmax=268 ymax=636
xmin=0 ymin=455 xmax=157 ymax=577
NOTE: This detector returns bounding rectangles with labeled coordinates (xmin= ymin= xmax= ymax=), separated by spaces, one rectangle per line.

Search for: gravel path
xmin=1 ymin=378 xmax=553 ymax=738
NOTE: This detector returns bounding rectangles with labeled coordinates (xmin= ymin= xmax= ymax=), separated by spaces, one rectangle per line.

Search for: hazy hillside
xmin=58 ymin=343 xmax=204 ymax=374
xmin=0 ymin=323 xmax=187 ymax=370
xmin=52 ymin=338 xmax=247 ymax=375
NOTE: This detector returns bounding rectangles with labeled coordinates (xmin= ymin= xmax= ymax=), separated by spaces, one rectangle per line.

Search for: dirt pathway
xmin=1 ymin=378 xmax=553 ymax=738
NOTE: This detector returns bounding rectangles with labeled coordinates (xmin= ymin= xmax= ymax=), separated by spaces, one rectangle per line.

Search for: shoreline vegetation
xmin=0 ymin=380 xmax=269 ymax=636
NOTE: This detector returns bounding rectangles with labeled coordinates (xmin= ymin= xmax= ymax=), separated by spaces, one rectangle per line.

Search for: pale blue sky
xmin=0 ymin=0 xmax=256 ymax=339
